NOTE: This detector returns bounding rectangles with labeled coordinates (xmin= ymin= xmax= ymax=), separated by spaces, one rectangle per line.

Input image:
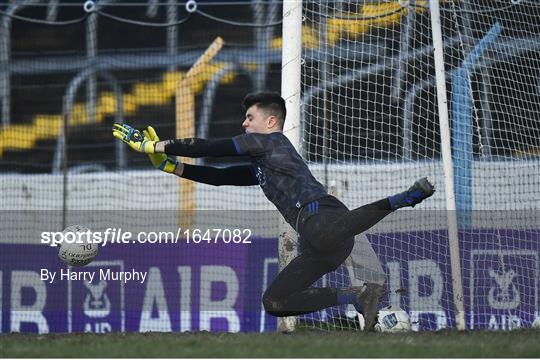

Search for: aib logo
xmin=487 ymin=267 xmax=520 ymax=310
xmin=83 ymin=280 xmax=111 ymax=318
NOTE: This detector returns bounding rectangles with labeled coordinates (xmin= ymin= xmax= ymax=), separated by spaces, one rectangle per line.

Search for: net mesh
xmin=300 ymin=0 xmax=539 ymax=331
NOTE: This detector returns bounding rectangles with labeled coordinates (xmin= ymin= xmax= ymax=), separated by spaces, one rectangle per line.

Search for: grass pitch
xmin=1 ymin=330 xmax=539 ymax=357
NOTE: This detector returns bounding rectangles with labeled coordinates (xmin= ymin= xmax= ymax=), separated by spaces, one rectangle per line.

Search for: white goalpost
xmin=428 ymin=0 xmax=465 ymax=331
xmin=279 ymin=0 xmax=303 ymax=333
xmin=281 ymin=0 xmax=540 ymax=332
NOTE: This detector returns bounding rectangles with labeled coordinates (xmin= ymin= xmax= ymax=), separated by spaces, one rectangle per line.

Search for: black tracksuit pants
xmin=262 ymin=195 xmax=391 ymax=317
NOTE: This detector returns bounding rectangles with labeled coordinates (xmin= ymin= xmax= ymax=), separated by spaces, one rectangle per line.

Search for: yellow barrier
xmin=0 ymin=60 xmax=233 ymax=158
xmin=272 ymin=1 xmax=429 ymax=49
xmin=176 ymin=37 xmax=224 ymax=229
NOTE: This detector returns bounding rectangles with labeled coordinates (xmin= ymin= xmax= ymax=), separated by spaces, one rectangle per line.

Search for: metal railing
xmin=0 ymin=0 xmax=282 ymax=173
xmin=52 ymin=67 xmax=124 ymax=174
xmin=402 ymin=35 xmax=540 ymax=160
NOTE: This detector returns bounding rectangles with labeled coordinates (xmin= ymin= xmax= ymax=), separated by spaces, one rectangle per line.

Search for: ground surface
xmin=2 ymin=330 xmax=540 ymax=357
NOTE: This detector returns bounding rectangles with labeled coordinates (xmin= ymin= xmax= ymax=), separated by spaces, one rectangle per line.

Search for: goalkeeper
xmin=113 ymin=92 xmax=434 ymax=330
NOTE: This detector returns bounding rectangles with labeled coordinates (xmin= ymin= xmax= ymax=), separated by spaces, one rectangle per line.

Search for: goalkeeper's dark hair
xmin=243 ymin=92 xmax=286 ymax=129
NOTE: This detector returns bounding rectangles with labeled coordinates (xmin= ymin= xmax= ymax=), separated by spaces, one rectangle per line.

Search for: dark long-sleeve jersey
xmin=163 ymin=132 xmax=329 ymax=229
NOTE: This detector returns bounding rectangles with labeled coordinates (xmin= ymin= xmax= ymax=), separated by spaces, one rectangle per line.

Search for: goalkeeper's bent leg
xmin=303 ymin=197 xmax=392 ymax=253
xmin=262 ymin=238 xmax=353 ymax=317
xmin=306 ymin=178 xmax=435 ymax=253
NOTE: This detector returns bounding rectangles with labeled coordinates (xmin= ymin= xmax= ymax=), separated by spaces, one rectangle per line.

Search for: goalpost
xmin=281 ymin=0 xmax=540 ymax=331
xmin=279 ymin=0 xmax=303 ymax=333
xmin=428 ymin=0 xmax=465 ymax=331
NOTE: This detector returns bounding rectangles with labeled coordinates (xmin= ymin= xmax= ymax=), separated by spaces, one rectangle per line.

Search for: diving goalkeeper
xmin=112 ymin=92 xmax=435 ymax=331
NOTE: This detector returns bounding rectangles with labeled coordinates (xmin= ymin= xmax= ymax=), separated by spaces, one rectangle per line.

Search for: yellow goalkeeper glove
xmin=143 ymin=126 xmax=178 ymax=174
xmin=112 ymin=123 xmax=156 ymax=154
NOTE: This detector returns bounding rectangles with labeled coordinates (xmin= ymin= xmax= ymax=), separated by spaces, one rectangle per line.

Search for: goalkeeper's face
xmin=242 ymin=105 xmax=281 ymax=134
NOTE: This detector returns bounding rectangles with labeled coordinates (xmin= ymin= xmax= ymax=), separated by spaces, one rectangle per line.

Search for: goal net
xmin=299 ymin=0 xmax=540 ymax=331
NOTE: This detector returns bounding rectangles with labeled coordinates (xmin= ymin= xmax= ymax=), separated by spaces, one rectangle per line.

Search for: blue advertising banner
xmin=1 ymin=239 xmax=276 ymax=333
xmin=368 ymin=229 xmax=539 ymax=331
xmin=1 ymin=230 xmax=538 ymax=333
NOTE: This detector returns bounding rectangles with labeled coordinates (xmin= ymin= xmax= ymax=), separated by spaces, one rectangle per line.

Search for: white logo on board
xmin=487 ymin=268 xmax=520 ymax=310
xmin=83 ymin=280 xmax=111 ymax=318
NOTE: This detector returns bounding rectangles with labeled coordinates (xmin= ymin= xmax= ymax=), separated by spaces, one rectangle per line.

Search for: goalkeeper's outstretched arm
xmin=113 ymin=122 xmax=239 ymax=158
xmin=177 ymin=163 xmax=258 ymax=186
xmin=139 ymin=125 xmax=257 ymax=186
xmin=156 ymin=138 xmax=238 ymax=158
xmin=150 ymin=158 xmax=258 ymax=186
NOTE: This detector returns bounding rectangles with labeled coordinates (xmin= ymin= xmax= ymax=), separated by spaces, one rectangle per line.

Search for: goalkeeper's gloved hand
xmin=112 ymin=123 xmax=156 ymax=154
xmin=143 ymin=126 xmax=179 ymax=174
